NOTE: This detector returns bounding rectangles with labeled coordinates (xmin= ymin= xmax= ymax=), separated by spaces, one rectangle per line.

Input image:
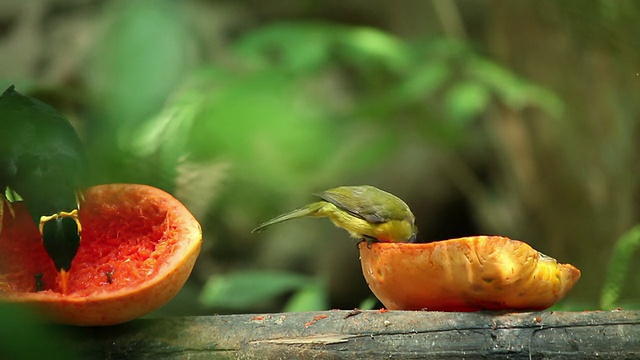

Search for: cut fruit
xmin=0 ymin=184 xmax=202 ymax=326
xmin=359 ymin=236 xmax=580 ymax=311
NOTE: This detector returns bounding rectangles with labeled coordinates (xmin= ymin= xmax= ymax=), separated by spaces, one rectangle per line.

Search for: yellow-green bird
xmin=252 ymin=185 xmax=418 ymax=243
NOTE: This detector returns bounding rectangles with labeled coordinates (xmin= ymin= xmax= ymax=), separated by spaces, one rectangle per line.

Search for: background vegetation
xmin=1 ymin=0 xmax=639 ymax=324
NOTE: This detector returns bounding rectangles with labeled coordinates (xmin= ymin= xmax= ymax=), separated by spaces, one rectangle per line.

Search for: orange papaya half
xmin=0 ymin=184 xmax=202 ymax=326
xmin=359 ymin=236 xmax=580 ymax=311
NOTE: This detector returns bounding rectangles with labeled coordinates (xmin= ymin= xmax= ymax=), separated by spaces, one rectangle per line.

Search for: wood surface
xmin=64 ymin=309 xmax=640 ymax=359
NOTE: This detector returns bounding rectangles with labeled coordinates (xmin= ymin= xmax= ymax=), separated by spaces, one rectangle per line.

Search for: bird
xmin=252 ymin=185 xmax=418 ymax=243
xmin=0 ymin=85 xmax=86 ymax=294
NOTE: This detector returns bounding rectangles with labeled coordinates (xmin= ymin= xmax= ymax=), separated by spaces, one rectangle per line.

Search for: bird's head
xmin=409 ymin=225 xmax=419 ymax=242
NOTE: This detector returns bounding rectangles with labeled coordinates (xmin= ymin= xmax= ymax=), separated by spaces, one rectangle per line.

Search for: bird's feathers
xmin=253 ymin=185 xmax=417 ymax=242
xmin=315 ymin=185 xmax=413 ymax=224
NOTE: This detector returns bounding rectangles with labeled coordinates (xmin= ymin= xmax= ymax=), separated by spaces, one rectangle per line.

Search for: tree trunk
xmin=67 ymin=310 xmax=640 ymax=359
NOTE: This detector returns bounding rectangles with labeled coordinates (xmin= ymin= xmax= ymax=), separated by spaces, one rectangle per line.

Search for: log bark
xmin=68 ymin=310 xmax=640 ymax=359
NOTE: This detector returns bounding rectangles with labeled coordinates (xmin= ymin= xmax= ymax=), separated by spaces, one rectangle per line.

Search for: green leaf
xmin=89 ymin=0 xmax=190 ymax=132
xmin=283 ymin=281 xmax=328 ymax=312
xmin=445 ymin=81 xmax=491 ymax=125
xmin=468 ymin=58 xmax=563 ymax=117
xmin=131 ymin=85 xmax=207 ymax=159
xmin=188 ymin=69 xmax=338 ymax=190
xmin=234 ymin=22 xmax=336 ymax=73
xmin=0 ymin=303 xmax=77 ymax=360
xmin=358 ymin=297 xmax=378 ymax=310
xmin=397 ymin=61 xmax=450 ymax=102
xmin=340 ymin=26 xmax=410 ymax=71
xmin=4 ymin=187 xmax=22 ymax=202
xmin=199 ymin=270 xmax=310 ymax=309
xmin=600 ymin=225 xmax=640 ymax=309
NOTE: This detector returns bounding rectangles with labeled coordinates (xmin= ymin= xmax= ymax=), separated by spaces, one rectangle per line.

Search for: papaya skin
xmin=0 ymin=184 xmax=202 ymax=326
xmin=359 ymin=236 xmax=580 ymax=311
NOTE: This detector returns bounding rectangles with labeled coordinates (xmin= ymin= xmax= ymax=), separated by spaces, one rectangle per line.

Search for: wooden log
xmin=67 ymin=310 xmax=640 ymax=359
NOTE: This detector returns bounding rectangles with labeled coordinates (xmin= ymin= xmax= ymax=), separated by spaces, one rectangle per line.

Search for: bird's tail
xmin=252 ymin=202 xmax=326 ymax=233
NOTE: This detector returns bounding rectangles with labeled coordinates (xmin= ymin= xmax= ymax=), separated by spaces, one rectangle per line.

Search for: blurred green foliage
xmin=86 ymin=13 xmax=563 ymax=313
xmin=199 ymin=270 xmax=327 ymax=312
xmin=88 ymin=13 xmax=562 ymax=189
xmin=1 ymin=1 xmax=639 ymax=335
xmin=0 ymin=303 xmax=77 ymax=360
xmin=124 ymin=20 xmax=562 ymax=313
xmin=600 ymin=225 xmax=640 ymax=309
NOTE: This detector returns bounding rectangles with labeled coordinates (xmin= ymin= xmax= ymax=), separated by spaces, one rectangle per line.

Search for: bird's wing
xmin=315 ymin=186 xmax=395 ymax=224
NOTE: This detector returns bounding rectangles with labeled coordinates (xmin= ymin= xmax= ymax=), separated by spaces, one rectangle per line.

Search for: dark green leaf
xmin=199 ymin=270 xmax=311 ymax=309
xmin=283 ymin=281 xmax=328 ymax=312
